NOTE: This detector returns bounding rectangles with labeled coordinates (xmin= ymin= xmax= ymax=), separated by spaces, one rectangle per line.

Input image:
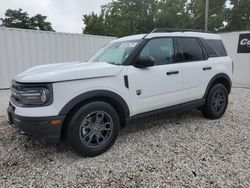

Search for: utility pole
xmin=205 ymin=0 xmax=209 ymax=31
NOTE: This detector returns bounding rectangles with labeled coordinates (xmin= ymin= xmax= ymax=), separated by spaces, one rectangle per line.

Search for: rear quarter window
xmin=207 ymin=39 xmax=227 ymax=57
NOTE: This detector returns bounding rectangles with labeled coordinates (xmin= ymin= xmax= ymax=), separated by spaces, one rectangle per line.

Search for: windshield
xmin=88 ymin=40 xmax=141 ymax=65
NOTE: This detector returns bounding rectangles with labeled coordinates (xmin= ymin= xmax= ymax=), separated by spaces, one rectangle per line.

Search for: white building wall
xmin=0 ymin=27 xmax=116 ymax=88
xmin=220 ymin=31 xmax=250 ymax=87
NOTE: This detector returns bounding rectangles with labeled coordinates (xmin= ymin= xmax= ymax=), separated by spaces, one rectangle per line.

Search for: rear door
xmin=175 ymin=37 xmax=210 ymax=103
xmin=205 ymin=39 xmax=233 ymax=80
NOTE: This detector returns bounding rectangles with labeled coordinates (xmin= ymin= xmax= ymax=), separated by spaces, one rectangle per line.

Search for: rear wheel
xmin=202 ymin=84 xmax=228 ymax=119
xmin=67 ymin=101 xmax=120 ymax=157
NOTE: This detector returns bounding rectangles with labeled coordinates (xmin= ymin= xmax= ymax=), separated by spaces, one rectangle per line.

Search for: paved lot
xmin=0 ymin=89 xmax=249 ymax=187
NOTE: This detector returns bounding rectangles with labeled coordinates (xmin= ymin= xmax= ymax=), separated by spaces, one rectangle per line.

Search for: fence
xmin=220 ymin=31 xmax=250 ymax=87
xmin=1 ymin=27 xmax=249 ymax=88
xmin=0 ymin=27 xmax=116 ymax=88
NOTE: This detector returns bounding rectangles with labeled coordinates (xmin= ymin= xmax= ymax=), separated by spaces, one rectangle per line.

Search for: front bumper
xmin=7 ymin=103 xmax=65 ymax=145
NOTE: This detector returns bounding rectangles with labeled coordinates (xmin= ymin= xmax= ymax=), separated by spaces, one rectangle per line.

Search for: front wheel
xmin=67 ymin=101 xmax=120 ymax=157
xmin=201 ymin=84 xmax=229 ymax=119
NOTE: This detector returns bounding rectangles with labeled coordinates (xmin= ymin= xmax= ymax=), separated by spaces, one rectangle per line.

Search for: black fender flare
xmin=203 ymin=73 xmax=232 ymax=98
xmin=58 ymin=90 xmax=130 ymax=118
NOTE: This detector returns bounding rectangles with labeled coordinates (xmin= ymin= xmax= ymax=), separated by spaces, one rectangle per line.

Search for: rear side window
xmin=207 ymin=40 xmax=227 ymax=57
xmin=175 ymin=38 xmax=204 ymax=62
xmin=200 ymin=38 xmax=219 ymax=57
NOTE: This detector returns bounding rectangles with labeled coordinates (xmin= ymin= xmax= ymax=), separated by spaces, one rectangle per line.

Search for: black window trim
xmin=123 ymin=39 xmax=148 ymax=66
xmin=197 ymin=38 xmax=209 ymax=60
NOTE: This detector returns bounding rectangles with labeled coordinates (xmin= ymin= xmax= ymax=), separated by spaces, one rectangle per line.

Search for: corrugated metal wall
xmin=0 ymin=27 xmax=116 ymax=88
xmin=1 ymin=27 xmax=249 ymax=89
xmin=220 ymin=31 xmax=250 ymax=87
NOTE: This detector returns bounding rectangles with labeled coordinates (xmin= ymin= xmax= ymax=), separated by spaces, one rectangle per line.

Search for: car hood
xmin=15 ymin=61 xmax=123 ymax=83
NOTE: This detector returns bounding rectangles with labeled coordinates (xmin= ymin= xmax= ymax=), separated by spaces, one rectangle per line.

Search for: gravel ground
xmin=0 ymin=88 xmax=249 ymax=187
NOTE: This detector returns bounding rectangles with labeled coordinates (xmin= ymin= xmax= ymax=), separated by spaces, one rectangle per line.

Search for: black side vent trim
xmin=124 ymin=75 xmax=129 ymax=89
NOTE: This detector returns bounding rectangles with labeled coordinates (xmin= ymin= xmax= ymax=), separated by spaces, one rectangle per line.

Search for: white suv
xmin=8 ymin=28 xmax=233 ymax=156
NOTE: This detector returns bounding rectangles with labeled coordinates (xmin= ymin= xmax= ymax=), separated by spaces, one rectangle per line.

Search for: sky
xmin=0 ymin=0 xmax=112 ymax=33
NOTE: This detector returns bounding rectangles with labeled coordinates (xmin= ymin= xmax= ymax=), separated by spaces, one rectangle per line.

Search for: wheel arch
xmin=59 ymin=90 xmax=130 ymax=139
xmin=203 ymin=73 xmax=232 ymax=98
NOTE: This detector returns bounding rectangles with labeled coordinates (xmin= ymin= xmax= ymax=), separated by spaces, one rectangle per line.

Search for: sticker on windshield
xmin=120 ymin=42 xmax=137 ymax=48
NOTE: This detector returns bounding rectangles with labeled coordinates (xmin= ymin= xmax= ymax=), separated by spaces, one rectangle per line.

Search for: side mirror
xmin=134 ymin=56 xmax=155 ymax=68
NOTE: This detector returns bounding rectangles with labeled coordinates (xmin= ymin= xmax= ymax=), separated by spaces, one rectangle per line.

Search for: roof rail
xmin=151 ymin=28 xmax=211 ymax=33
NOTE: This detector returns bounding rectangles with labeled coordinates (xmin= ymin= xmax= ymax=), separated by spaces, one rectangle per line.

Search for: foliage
xmin=223 ymin=0 xmax=250 ymax=31
xmin=187 ymin=0 xmax=227 ymax=31
xmin=83 ymin=12 xmax=107 ymax=35
xmin=83 ymin=0 xmax=250 ymax=37
xmin=0 ymin=9 xmax=54 ymax=31
xmin=156 ymin=0 xmax=190 ymax=29
xmin=30 ymin=14 xmax=54 ymax=31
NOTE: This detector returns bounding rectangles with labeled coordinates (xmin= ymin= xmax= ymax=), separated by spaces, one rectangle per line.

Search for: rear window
xmin=207 ymin=39 xmax=227 ymax=57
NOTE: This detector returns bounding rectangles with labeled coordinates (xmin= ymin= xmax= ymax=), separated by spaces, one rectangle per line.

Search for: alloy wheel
xmin=211 ymin=89 xmax=226 ymax=114
xmin=79 ymin=111 xmax=113 ymax=148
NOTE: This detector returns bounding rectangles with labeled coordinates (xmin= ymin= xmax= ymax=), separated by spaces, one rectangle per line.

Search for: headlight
xmin=18 ymin=88 xmax=50 ymax=105
xmin=11 ymin=82 xmax=52 ymax=106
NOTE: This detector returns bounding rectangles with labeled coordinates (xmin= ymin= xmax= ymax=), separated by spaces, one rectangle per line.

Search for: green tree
xmin=82 ymin=0 xmax=250 ymax=37
xmin=156 ymin=0 xmax=190 ymax=29
xmin=83 ymin=12 xmax=108 ymax=35
xmin=0 ymin=9 xmax=31 ymax=29
xmin=83 ymin=0 xmax=160 ymax=37
xmin=0 ymin=9 xmax=54 ymax=31
xmin=186 ymin=0 xmax=227 ymax=31
xmin=224 ymin=0 xmax=250 ymax=31
xmin=82 ymin=0 xmax=198 ymax=36
xmin=30 ymin=14 xmax=54 ymax=31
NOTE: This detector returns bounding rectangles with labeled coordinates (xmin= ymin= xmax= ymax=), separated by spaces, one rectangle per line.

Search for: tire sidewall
xmin=206 ymin=84 xmax=228 ymax=119
xmin=67 ymin=101 xmax=120 ymax=157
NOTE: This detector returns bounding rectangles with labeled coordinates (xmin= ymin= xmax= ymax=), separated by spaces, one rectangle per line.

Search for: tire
xmin=201 ymin=84 xmax=228 ymax=119
xmin=67 ymin=101 xmax=120 ymax=157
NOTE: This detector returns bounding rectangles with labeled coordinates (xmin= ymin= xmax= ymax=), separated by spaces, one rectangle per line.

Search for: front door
xmin=128 ymin=38 xmax=182 ymax=116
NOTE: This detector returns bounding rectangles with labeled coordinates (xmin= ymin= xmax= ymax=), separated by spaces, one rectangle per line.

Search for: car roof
xmin=112 ymin=32 xmax=221 ymax=43
xmin=146 ymin=32 xmax=221 ymax=40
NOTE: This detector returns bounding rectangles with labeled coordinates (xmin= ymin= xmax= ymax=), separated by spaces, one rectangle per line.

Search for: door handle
xmin=203 ymin=66 xmax=212 ymax=71
xmin=167 ymin=71 xmax=179 ymax=75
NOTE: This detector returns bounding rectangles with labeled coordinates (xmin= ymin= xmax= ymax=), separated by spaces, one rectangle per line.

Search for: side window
xmin=207 ymin=40 xmax=227 ymax=56
xmin=200 ymin=38 xmax=219 ymax=57
xmin=176 ymin=38 xmax=204 ymax=62
xmin=139 ymin=38 xmax=174 ymax=65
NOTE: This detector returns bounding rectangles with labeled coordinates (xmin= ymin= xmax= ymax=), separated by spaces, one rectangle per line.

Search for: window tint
xmin=200 ymin=38 xmax=219 ymax=57
xmin=139 ymin=38 xmax=174 ymax=65
xmin=207 ymin=40 xmax=227 ymax=56
xmin=176 ymin=38 xmax=204 ymax=62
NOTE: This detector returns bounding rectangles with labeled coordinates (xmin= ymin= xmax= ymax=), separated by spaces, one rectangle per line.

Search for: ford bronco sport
xmin=8 ymin=28 xmax=233 ymax=156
